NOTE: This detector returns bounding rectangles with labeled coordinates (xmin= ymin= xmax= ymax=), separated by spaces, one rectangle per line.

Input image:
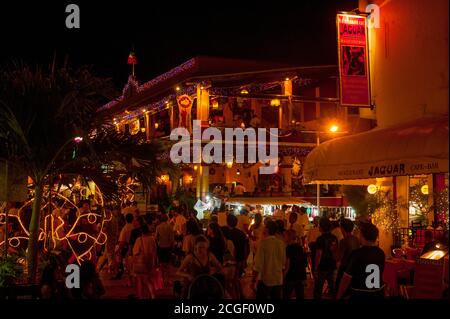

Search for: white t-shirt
xmin=237 ymin=214 xmax=250 ymax=233
xmin=296 ymin=213 xmax=309 ymax=227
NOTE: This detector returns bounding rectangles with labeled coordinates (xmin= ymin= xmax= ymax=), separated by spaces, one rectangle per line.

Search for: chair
xmin=392 ymin=248 xmax=404 ymax=259
xmin=396 ymin=269 xmax=414 ymax=299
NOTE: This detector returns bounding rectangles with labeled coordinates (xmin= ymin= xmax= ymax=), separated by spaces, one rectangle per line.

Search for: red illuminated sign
xmin=337 ymin=14 xmax=371 ymax=107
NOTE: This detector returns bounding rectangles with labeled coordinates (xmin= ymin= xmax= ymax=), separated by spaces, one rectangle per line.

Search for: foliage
xmin=435 ymin=186 xmax=449 ymax=227
xmin=408 ymin=178 xmax=432 ymax=225
xmin=368 ymin=189 xmax=400 ymax=233
xmin=342 ymin=185 xmax=374 ymax=217
xmin=0 ymin=255 xmax=25 ymax=288
xmin=0 ymin=62 xmax=178 ymax=281
xmin=173 ymin=187 xmax=196 ymax=213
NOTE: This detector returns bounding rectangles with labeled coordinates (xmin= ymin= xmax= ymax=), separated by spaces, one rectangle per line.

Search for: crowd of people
xmin=0 ymin=199 xmax=393 ymax=300
xmin=86 ymin=201 xmax=389 ymax=300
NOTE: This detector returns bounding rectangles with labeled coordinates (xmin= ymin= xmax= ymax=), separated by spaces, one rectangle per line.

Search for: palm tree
xmin=0 ymin=62 xmax=176 ymax=282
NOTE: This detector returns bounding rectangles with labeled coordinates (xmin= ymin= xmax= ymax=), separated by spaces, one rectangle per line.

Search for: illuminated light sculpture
xmin=0 ymin=177 xmax=110 ymax=265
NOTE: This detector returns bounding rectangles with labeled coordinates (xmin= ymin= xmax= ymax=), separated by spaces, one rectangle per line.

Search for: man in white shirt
xmin=237 ymin=209 xmax=250 ymax=234
xmin=253 ymin=220 xmax=286 ymax=299
xmin=297 ymin=206 xmax=310 ymax=229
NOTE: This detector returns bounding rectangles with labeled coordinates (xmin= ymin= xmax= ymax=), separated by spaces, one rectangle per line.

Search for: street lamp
xmin=299 ymin=124 xmax=347 ymax=216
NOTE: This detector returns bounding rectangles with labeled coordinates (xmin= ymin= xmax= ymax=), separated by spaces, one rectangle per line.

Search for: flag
xmin=127 ymin=51 xmax=137 ymax=65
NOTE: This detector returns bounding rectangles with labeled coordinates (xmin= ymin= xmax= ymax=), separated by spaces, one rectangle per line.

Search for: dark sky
xmin=0 ymin=0 xmax=358 ymax=88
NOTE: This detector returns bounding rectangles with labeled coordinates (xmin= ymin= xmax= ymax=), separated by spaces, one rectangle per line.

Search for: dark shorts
xmin=158 ymin=247 xmax=172 ymax=263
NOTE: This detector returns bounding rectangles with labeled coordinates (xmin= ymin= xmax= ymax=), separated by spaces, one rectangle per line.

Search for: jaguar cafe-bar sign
xmin=337 ymin=13 xmax=371 ymax=107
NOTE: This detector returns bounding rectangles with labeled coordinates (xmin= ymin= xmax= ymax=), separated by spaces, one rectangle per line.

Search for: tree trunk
xmin=26 ymin=183 xmax=43 ymax=283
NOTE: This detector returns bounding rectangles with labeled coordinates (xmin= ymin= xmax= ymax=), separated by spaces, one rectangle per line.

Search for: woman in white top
xmin=133 ymin=225 xmax=157 ymax=299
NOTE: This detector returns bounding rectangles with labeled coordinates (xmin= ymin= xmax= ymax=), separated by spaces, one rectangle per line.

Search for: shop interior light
xmin=176 ymin=86 xmax=180 ymax=91
xmin=367 ymin=184 xmax=378 ymax=194
xmin=240 ymin=89 xmax=249 ymax=94
xmin=226 ymin=161 xmax=233 ymax=168
xmin=194 ymin=165 xmax=198 ymax=171
xmin=270 ymin=99 xmax=281 ymax=107
xmin=329 ymin=125 xmax=339 ymax=132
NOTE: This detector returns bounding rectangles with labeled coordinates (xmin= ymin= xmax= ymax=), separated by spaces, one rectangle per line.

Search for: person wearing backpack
xmin=313 ymin=217 xmax=338 ymax=299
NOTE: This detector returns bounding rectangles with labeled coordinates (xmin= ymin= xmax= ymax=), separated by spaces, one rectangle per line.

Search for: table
xmin=383 ymin=258 xmax=416 ymax=296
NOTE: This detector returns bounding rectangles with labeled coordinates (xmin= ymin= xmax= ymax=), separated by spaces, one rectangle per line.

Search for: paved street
xmin=100 ymin=264 xmax=319 ymax=299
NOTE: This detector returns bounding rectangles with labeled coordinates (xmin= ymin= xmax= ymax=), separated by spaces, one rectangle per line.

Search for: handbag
xmin=133 ymin=237 xmax=152 ymax=274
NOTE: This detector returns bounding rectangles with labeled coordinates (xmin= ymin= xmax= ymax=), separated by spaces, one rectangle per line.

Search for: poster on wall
xmin=337 ymin=13 xmax=371 ymax=107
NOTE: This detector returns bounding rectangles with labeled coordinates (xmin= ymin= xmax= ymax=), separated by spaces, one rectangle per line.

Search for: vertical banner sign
xmin=177 ymin=95 xmax=193 ymax=133
xmin=337 ymin=14 xmax=371 ymax=107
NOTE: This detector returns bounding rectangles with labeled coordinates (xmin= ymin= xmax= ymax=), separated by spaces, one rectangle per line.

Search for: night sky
xmin=0 ymin=0 xmax=358 ymax=88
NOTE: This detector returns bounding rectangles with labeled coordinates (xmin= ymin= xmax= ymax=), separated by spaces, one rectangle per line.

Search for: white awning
xmin=303 ymin=115 xmax=449 ymax=184
xmin=225 ymin=197 xmax=310 ymax=206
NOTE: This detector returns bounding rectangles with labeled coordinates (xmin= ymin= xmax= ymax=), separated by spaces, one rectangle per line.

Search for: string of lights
xmin=0 ymin=179 xmax=110 ymax=265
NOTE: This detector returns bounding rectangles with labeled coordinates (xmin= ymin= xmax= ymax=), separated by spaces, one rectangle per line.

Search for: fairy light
xmin=0 ymin=178 xmax=110 ymax=266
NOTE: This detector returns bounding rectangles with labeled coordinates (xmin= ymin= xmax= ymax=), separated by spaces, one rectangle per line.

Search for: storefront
xmin=303 ymin=115 xmax=449 ymax=252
